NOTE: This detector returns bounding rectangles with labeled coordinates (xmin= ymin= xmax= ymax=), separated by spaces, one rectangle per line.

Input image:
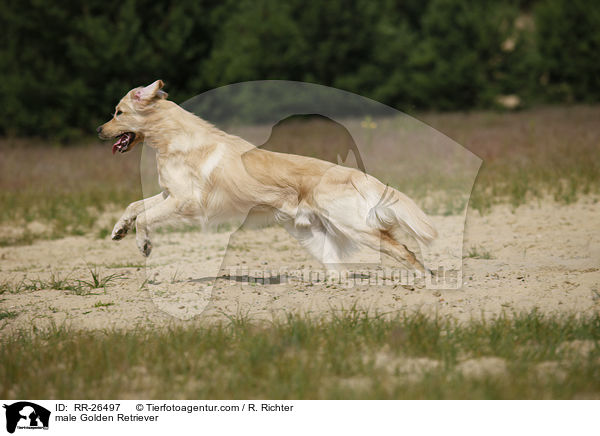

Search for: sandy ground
xmin=1 ymin=196 xmax=599 ymax=334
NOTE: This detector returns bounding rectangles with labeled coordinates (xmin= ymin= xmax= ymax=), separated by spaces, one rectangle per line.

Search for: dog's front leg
xmin=134 ymin=196 xmax=180 ymax=257
xmin=112 ymin=192 xmax=168 ymax=240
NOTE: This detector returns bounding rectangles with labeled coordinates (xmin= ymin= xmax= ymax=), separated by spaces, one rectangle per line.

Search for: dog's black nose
xmin=96 ymin=126 xmax=102 ymax=133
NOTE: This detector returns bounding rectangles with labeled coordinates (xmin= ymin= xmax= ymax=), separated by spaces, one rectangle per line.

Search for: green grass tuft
xmin=93 ymin=301 xmax=115 ymax=308
xmin=77 ymin=266 xmax=125 ymax=290
xmin=465 ymin=246 xmax=494 ymax=259
xmin=1 ymin=268 xmax=125 ymax=296
xmin=0 ymin=310 xmax=17 ymax=320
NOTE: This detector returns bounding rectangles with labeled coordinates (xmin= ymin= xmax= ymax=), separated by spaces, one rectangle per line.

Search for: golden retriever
xmin=97 ymin=80 xmax=436 ymax=272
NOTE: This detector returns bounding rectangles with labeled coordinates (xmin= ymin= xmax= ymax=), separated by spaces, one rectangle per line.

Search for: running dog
xmin=97 ymin=80 xmax=437 ymax=271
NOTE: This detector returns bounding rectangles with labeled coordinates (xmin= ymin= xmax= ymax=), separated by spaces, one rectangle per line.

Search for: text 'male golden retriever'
xmin=97 ymin=80 xmax=437 ymax=272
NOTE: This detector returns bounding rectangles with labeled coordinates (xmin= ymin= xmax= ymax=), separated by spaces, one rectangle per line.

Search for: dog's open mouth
xmin=112 ymin=132 xmax=136 ymax=154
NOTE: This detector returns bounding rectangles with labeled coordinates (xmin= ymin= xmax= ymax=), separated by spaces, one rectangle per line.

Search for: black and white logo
xmin=3 ymin=402 xmax=50 ymax=434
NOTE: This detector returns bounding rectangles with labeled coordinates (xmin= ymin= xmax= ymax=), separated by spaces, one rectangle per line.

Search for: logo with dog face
xmin=3 ymin=402 xmax=50 ymax=434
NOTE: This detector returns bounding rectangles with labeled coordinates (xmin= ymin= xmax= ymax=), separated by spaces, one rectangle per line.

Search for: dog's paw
xmin=112 ymin=227 xmax=128 ymax=241
xmin=137 ymin=238 xmax=152 ymax=257
xmin=111 ymin=221 xmax=130 ymax=240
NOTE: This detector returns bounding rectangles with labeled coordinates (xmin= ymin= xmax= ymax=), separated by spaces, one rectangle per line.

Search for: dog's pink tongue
xmin=112 ymin=136 xmax=124 ymax=154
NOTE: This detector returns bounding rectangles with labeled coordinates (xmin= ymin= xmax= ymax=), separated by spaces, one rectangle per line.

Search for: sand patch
xmin=0 ymin=196 xmax=599 ymax=334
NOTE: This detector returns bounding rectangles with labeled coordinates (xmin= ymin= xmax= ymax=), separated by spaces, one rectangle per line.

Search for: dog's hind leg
xmin=382 ymin=232 xmax=431 ymax=274
xmin=112 ymin=191 xmax=168 ymax=240
xmin=358 ymin=229 xmax=428 ymax=273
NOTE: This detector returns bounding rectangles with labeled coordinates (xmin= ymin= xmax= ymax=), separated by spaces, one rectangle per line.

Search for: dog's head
xmin=97 ymin=80 xmax=168 ymax=154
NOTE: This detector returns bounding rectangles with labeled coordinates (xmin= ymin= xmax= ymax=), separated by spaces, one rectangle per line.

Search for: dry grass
xmin=421 ymin=105 xmax=600 ymax=210
xmin=1 ymin=310 xmax=599 ymax=399
xmin=0 ymin=105 xmax=598 ymax=245
xmin=0 ymin=140 xmax=142 ymax=245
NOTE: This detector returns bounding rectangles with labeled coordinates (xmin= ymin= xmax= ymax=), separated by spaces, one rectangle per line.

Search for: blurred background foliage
xmin=0 ymin=0 xmax=598 ymax=140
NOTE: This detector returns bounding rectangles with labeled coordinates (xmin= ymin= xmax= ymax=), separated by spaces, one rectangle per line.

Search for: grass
xmin=1 ymin=309 xmax=599 ymax=399
xmin=0 ymin=140 xmax=142 ymax=246
xmin=0 ymin=268 xmax=125 ymax=296
xmin=0 ymin=310 xmax=17 ymax=320
xmin=420 ymin=106 xmax=600 ymax=212
xmin=77 ymin=266 xmax=125 ymax=290
xmin=93 ymin=301 xmax=115 ymax=308
xmin=0 ymin=279 xmax=24 ymax=295
xmin=97 ymin=227 xmax=110 ymax=239
xmin=465 ymin=246 xmax=493 ymax=259
xmin=0 ymin=105 xmax=599 ymax=246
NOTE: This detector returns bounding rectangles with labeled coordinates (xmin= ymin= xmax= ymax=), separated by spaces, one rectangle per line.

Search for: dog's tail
xmin=366 ymin=183 xmax=437 ymax=244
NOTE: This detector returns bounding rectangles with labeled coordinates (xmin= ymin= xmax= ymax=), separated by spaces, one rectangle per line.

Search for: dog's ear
xmin=133 ymin=80 xmax=168 ymax=103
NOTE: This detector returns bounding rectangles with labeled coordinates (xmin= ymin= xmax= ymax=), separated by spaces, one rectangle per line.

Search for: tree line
xmin=0 ymin=0 xmax=598 ymax=140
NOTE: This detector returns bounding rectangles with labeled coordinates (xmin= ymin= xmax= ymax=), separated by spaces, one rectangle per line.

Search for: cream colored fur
xmin=98 ymin=80 xmax=437 ymax=271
